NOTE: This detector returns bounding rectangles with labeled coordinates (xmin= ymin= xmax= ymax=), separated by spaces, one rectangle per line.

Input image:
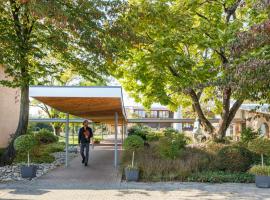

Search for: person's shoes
xmin=82 ymin=158 xmax=85 ymax=163
xmin=84 ymin=162 xmax=88 ymax=166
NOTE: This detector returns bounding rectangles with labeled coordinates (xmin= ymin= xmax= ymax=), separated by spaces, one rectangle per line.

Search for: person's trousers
xmin=80 ymin=143 xmax=90 ymax=164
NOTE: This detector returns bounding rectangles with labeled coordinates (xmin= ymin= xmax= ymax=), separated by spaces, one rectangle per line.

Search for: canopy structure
xmin=30 ymin=86 xmax=127 ymax=168
xmin=30 ymin=86 xmax=127 ymax=124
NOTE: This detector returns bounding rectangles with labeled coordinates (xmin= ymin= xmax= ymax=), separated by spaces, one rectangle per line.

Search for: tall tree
xmin=0 ymin=0 xmax=121 ymax=165
xmin=108 ymin=0 xmax=270 ymax=139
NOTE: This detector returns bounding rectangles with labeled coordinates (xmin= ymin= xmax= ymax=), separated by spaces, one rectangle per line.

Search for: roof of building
xmin=29 ymin=86 xmax=127 ymax=124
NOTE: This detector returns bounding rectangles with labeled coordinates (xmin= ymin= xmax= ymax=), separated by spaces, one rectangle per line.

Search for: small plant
xmin=123 ymin=135 xmax=144 ymax=151
xmin=240 ymin=128 xmax=259 ymax=143
xmin=248 ymin=137 xmax=270 ymax=166
xmin=249 ymin=165 xmax=270 ymax=176
xmin=14 ymin=134 xmax=37 ymax=167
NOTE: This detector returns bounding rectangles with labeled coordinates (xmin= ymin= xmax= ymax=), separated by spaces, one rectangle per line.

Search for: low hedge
xmin=188 ymin=171 xmax=255 ymax=183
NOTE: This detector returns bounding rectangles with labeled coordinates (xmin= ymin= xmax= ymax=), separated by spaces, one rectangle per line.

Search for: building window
xmin=150 ymin=111 xmax=158 ymax=118
xmin=159 ymin=110 xmax=169 ymax=118
xmin=134 ymin=110 xmax=146 ymax=118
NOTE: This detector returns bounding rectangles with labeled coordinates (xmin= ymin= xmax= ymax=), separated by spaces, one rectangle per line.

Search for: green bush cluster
xmin=214 ymin=145 xmax=253 ymax=172
xmin=14 ymin=129 xmax=64 ymax=164
xmin=188 ymin=171 xmax=254 ymax=183
xmin=123 ymin=135 xmax=144 ymax=151
xmin=14 ymin=142 xmax=65 ymax=164
xmin=34 ymin=129 xmax=58 ymax=144
xmin=128 ymin=125 xmax=149 ymax=140
xmin=158 ymin=133 xmax=188 ymax=159
xmin=146 ymin=131 xmax=163 ymax=141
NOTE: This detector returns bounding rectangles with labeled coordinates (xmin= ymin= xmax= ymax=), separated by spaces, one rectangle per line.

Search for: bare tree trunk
xmin=188 ymin=89 xmax=215 ymax=135
xmin=0 ymin=85 xmax=29 ymax=166
xmin=216 ymin=99 xmax=243 ymax=139
xmin=53 ymin=125 xmax=62 ymax=136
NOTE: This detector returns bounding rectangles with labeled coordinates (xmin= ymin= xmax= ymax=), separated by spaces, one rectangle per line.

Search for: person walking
xmin=78 ymin=120 xmax=93 ymax=166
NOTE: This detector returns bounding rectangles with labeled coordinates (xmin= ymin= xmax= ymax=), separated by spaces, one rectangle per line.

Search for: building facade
xmin=228 ymin=104 xmax=270 ymax=140
xmin=0 ymin=66 xmax=20 ymax=148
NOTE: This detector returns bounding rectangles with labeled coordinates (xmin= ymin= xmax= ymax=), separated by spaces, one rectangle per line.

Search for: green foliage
xmin=212 ymin=136 xmax=232 ymax=144
xmin=128 ymin=125 xmax=149 ymax=140
xmin=248 ymin=137 xmax=270 ymax=156
xmin=34 ymin=129 xmax=58 ymax=144
xmin=146 ymin=131 xmax=164 ymax=142
xmin=163 ymin=128 xmax=179 ymax=137
xmin=0 ymin=1 xmax=122 ymax=88
xmin=110 ymin=0 xmax=270 ymax=138
xmin=28 ymin=122 xmax=54 ymax=132
xmin=215 ymin=145 xmax=253 ymax=172
xmin=126 ymin=164 xmax=139 ymax=170
xmin=249 ymin=165 xmax=270 ymax=176
xmin=123 ymin=135 xmax=144 ymax=152
xmin=158 ymin=134 xmax=188 ymax=159
xmin=188 ymin=171 xmax=254 ymax=183
xmin=240 ymin=128 xmax=259 ymax=143
xmin=14 ymin=142 xmax=65 ymax=164
xmin=14 ymin=134 xmax=37 ymax=153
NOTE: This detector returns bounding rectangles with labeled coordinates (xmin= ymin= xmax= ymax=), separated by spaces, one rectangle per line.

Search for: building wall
xmin=232 ymin=109 xmax=270 ymax=140
xmin=0 ymin=66 xmax=20 ymax=148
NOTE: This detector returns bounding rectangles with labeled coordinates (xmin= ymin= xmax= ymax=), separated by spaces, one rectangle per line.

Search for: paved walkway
xmin=1 ymin=181 xmax=270 ymax=200
xmin=37 ymin=134 xmax=122 ymax=185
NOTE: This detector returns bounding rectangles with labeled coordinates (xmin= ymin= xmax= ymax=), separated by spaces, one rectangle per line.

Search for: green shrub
xmin=248 ymin=137 xmax=270 ymax=166
xmin=163 ymin=128 xmax=179 ymax=137
xmin=215 ymin=145 xmax=253 ymax=172
xmin=123 ymin=135 xmax=144 ymax=151
xmin=34 ymin=129 xmax=58 ymax=144
xmin=14 ymin=142 xmax=65 ymax=164
xmin=128 ymin=125 xmax=148 ymax=140
xmin=146 ymin=131 xmax=163 ymax=141
xmin=42 ymin=142 xmax=65 ymax=153
xmin=240 ymin=128 xmax=259 ymax=143
xmin=188 ymin=171 xmax=254 ymax=183
xmin=14 ymin=134 xmax=37 ymax=153
xmin=158 ymin=134 xmax=188 ymax=159
xmin=14 ymin=134 xmax=38 ymax=166
xmin=249 ymin=165 xmax=270 ymax=176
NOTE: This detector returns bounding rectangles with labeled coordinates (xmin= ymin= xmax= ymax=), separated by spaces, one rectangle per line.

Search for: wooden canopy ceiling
xmin=30 ymin=86 xmax=127 ymax=124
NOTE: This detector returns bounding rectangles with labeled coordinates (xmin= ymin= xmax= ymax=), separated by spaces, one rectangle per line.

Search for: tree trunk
xmin=0 ymin=85 xmax=29 ymax=166
xmin=216 ymin=99 xmax=243 ymax=139
xmin=53 ymin=125 xmax=62 ymax=136
xmin=188 ymin=89 xmax=215 ymax=135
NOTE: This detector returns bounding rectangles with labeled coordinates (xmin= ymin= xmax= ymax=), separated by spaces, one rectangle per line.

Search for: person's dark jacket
xmin=78 ymin=127 xmax=93 ymax=144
